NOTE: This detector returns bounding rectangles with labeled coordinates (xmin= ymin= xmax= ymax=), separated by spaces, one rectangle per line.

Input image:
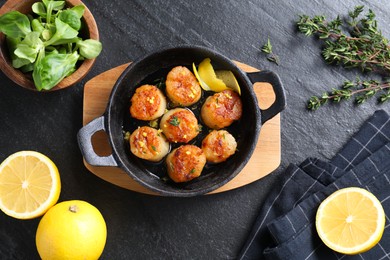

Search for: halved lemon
xmin=0 ymin=151 xmax=61 ymax=219
xmin=316 ymin=187 xmax=385 ymax=255
xmin=193 ymin=58 xmax=241 ymax=95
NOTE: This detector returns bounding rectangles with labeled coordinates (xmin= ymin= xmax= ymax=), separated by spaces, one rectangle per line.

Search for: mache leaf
xmin=0 ymin=11 xmax=31 ymax=38
xmin=32 ymin=2 xmax=46 ymax=17
xmin=43 ymin=18 xmax=79 ymax=46
xmin=71 ymin=5 xmax=85 ymax=18
xmin=6 ymin=37 xmax=31 ymax=68
xmin=77 ymin=39 xmax=102 ymax=59
xmin=58 ymin=9 xmax=81 ymax=30
xmin=14 ymin=32 xmax=43 ymax=63
xmin=33 ymin=51 xmax=79 ymax=90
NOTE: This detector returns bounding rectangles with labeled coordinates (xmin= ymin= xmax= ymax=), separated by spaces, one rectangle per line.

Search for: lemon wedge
xmin=316 ymin=187 xmax=385 ymax=255
xmin=0 ymin=151 xmax=61 ymax=219
xmin=193 ymin=58 xmax=241 ymax=95
xmin=215 ymin=70 xmax=241 ymax=95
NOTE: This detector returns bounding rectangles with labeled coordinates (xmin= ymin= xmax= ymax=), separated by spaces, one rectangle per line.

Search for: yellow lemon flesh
xmin=36 ymin=200 xmax=107 ymax=260
xmin=215 ymin=70 xmax=241 ymax=95
xmin=0 ymin=151 xmax=61 ymax=219
xmin=316 ymin=187 xmax=385 ymax=255
xmin=193 ymin=58 xmax=241 ymax=95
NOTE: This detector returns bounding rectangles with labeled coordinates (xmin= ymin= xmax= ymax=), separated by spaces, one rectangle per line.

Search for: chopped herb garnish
xmin=169 ymin=116 xmax=180 ymax=126
xmin=124 ymin=131 xmax=131 ymax=141
xmin=261 ymin=37 xmax=280 ymax=65
xmin=149 ymin=119 xmax=159 ymax=128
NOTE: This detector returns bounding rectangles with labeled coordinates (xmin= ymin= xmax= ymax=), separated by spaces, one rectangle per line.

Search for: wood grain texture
xmin=82 ymin=62 xmax=280 ymax=195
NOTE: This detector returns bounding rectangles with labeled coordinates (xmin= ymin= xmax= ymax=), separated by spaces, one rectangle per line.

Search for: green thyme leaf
xmin=298 ymin=6 xmax=390 ymax=110
xmin=261 ymin=37 xmax=280 ymax=65
xmin=261 ymin=38 xmax=272 ymax=54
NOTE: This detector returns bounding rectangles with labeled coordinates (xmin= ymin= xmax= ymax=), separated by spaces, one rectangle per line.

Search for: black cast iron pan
xmin=77 ymin=45 xmax=286 ymax=197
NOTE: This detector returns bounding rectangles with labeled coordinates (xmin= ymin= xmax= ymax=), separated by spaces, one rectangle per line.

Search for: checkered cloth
xmin=238 ymin=110 xmax=390 ymax=260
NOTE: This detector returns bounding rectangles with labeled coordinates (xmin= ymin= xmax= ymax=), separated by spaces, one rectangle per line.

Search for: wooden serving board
xmin=82 ymin=62 xmax=281 ymax=195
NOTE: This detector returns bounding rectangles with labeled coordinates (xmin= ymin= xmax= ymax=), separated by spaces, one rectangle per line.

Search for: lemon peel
xmin=193 ymin=62 xmax=210 ymax=91
xmin=193 ymin=58 xmax=241 ymax=95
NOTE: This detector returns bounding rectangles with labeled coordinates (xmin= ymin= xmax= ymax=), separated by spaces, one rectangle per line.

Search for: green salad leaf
xmin=32 ymin=2 xmax=46 ymax=17
xmin=58 ymin=9 xmax=81 ymax=30
xmin=44 ymin=18 xmax=79 ymax=46
xmin=14 ymin=32 xmax=44 ymax=63
xmin=0 ymin=0 xmax=102 ymax=91
xmin=6 ymin=37 xmax=30 ymax=69
xmin=45 ymin=1 xmax=65 ymax=24
xmin=31 ymin=19 xmax=45 ymax=34
xmin=33 ymin=51 xmax=79 ymax=91
xmin=0 ymin=11 xmax=31 ymax=38
xmin=43 ymin=0 xmax=66 ymax=11
xmin=70 ymin=5 xmax=85 ymax=18
xmin=77 ymin=39 xmax=102 ymax=59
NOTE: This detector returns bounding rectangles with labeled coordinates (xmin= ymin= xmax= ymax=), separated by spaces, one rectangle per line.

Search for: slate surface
xmin=0 ymin=0 xmax=389 ymax=259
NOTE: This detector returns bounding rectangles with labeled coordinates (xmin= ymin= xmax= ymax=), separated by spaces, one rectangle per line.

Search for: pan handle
xmin=77 ymin=116 xmax=118 ymax=167
xmin=247 ymin=70 xmax=286 ymax=124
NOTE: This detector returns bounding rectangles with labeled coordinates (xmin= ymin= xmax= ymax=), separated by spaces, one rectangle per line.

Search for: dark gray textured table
xmin=0 ymin=0 xmax=389 ymax=259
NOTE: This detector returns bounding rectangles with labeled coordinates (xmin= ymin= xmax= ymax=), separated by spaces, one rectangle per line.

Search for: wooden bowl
xmin=0 ymin=0 xmax=99 ymax=91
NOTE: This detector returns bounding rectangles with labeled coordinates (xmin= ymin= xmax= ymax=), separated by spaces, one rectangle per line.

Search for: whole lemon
xmin=36 ymin=200 xmax=107 ymax=260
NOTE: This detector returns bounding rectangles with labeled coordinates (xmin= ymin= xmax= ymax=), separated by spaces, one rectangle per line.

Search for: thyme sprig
xmin=308 ymin=79 xmax=390 ymax=110
xmin=261 ymin=38 xmax=280 ymax=65
xmin=297 ymin=6 xmax=390 ymax=110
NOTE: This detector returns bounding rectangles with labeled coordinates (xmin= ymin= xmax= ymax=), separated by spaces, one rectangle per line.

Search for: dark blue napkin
xmin=238 ymin=110 xmax=390 ymax=260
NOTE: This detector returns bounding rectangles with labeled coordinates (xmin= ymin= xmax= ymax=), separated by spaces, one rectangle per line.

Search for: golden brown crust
xmin=201 ymin=130 xmax=237 ymax=163
xmin=165 ymin=66 xmax=202 ymax=106
xmin=130 ymin=84 xmax=167 ymax=121
xmin=201 ymin=89 xmax=242 ymax=129
xmin=160 ymin=108 xmax=199 ymax=143
xmin=166 ymin=145 xmax=206 ymax=182
xmin=129 ymin=126 xmax=170 ymax=162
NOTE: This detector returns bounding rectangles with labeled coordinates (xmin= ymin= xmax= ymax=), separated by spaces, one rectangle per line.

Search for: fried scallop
xmin=130 ymin=84 xmax=167 ymax=121
xmin=201 ymin=130 xmax=237 ymax=163
xmin=129 ymin=126 xmax=170 ymax=162
xmin=165 ymin=66 xmax=202 ymax=106
xmin=201 ymin=89 xmax=242 ymax=129
xmin=160 ymin=108 xmax=200 ymax=143
xmin=166 ymin=145 xmax=206 ymax=183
